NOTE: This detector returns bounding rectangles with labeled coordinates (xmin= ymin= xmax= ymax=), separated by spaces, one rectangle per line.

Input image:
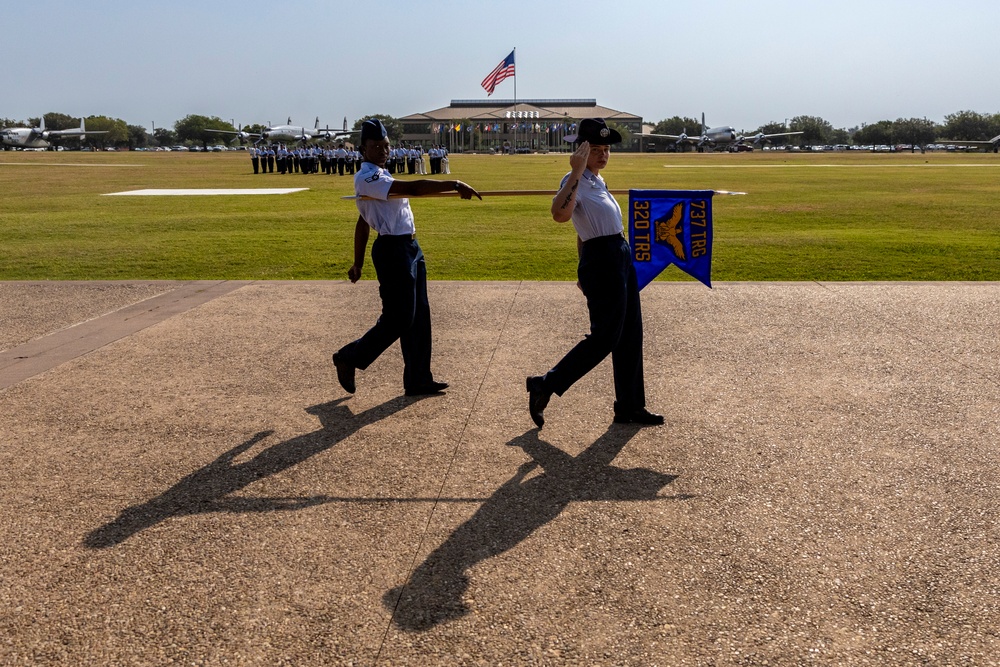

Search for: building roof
xmin=401 ymin=99 xmax=641 ymax=124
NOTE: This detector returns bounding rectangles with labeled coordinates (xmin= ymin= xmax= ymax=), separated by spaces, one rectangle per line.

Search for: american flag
xmin=481 ymin=50 xmax=515 ymax=96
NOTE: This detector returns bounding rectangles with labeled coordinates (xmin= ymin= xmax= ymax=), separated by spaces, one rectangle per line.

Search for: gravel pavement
xmin=1 ymin=280 xmax=997 ymax=666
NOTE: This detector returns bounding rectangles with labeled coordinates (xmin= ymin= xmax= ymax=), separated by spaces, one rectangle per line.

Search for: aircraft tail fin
xmin=702 ymin=112 xmax=706 ymax=134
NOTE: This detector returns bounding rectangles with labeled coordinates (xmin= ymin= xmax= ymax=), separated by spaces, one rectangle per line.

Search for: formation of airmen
xmin=248 ymin=143 xmax=449 ymax=175
xmin=248 ymin=144 xmax=361 ymax=175
xmin=384 ymin=144 xmax=451 ymax=175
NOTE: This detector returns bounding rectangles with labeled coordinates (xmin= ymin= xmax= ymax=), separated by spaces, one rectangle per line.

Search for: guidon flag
xmin=628 ymin=190 xmax=714 ymax=289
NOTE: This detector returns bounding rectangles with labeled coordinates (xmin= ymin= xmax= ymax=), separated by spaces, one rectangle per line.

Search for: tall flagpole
xmin=513 ymin=47 xmax=517 ymax=154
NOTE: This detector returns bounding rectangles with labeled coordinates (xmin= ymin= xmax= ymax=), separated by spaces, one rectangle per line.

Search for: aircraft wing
xmin=206 ymin=128 xmax=261 ymax=138
xmin=644 ymin=133 xmax=690 ymax=142
xmin=941 ymin=135 xmax=1000 ymax=145
xmin=27 ymin=118 xmax=108 ymax=139
xmin=317 ymin=127 xmax=360 ymax=137
xmin=737 ymin=130 xmax=805 ymax=146
xmin=47 ymin=128 xmax=108 ymax=136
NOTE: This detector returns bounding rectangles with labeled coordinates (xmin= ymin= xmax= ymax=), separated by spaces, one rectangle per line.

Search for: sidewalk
xmin=1 ymin=281 xmax=997 ymax=666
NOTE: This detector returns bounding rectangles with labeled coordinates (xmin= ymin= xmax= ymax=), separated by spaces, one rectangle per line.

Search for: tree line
xmin=655 ymin=110 xmax=1000 ymax=146
xmin=3 ymin=110 xmax=1000 ymax=149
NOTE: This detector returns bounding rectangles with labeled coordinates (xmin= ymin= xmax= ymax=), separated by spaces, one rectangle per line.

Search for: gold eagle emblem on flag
xmin=654 ymin=203 xmax=686 ymax=261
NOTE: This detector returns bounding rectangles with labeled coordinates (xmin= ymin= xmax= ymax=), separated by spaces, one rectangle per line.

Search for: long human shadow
xmin=85 ymin=395 xmax=420 ymax=549
xmin=384 ymin=425 xmax=693 ymax=631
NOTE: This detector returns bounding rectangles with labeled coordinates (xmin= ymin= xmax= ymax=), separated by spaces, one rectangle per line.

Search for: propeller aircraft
xmin=208 ymin=117 xmax=354 ymax=145
xmin=648 ymin=113 xmax=803 ymax=151
xmin=1 ymin=117 xmax=108 ymax=150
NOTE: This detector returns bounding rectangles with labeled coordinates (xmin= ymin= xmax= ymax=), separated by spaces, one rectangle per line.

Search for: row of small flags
xmin=433 ymin=122 xmax=578 ymax=133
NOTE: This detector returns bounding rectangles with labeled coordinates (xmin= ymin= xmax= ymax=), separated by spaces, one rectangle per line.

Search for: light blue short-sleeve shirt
xmin=557 ymin=168 xmax=623 ymax=241
xmin=354 ymin=161 xmax=415 ymax=236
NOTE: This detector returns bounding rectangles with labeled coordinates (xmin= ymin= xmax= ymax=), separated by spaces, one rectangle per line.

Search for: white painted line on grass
xmin=662 ymin=163 xmax=1000 ymax=169
xmin=0 ymin=162 xmax=144 ymax=167
xmin=104 ymin=188 xmax=309 ymax=196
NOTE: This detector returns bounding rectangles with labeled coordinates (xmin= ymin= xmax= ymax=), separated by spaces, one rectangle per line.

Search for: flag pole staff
xmin=512 ymin=47 xmax=517 ymax=153
xmin=344 ymin=190 xmax=747 ymax=200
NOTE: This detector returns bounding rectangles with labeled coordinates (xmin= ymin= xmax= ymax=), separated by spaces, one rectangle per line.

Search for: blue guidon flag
xmin=628 ymin=190 xmax=714 ymax=289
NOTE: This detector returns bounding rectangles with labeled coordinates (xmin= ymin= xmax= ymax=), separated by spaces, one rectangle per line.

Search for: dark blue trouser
xmin=338 ymin=234 xmax=433 ymax=390
xmin=542 ymin=234 xmax=646 ymax=412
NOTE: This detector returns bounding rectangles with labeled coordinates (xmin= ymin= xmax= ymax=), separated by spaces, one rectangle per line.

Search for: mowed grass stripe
xmin=0 ymin=150 xmax=998 ymax=281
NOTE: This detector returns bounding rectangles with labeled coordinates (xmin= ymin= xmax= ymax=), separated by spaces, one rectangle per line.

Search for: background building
xmin=400 ymin=99 xmax=643 ymax=153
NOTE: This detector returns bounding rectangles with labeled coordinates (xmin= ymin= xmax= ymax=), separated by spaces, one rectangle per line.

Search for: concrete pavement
xmin=1 ymin=280 xmax=997 ymax=666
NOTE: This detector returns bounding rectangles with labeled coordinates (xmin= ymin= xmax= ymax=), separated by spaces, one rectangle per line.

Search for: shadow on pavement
xmin=84 ymin=395 xmax=421 ymax=549
xmin=385 ymin=424 xmax=694 ymax=631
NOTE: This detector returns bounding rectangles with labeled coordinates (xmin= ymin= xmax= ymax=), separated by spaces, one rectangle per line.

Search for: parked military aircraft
xmin=208 ymin=118 xmax=353 ymax=145
xmin=647 ymin=113 xmax=803 ymax=151
xmin=735 ymin=128 xmax=805 ymax=149
xmin=1 ymin=117 xmax=107 ymax=150
xmin=940 ymin=134 xmax=1000 ymax=153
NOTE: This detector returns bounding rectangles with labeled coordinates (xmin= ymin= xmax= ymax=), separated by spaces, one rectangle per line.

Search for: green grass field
xmin=1 ymin=150 xmax=998 ymax=281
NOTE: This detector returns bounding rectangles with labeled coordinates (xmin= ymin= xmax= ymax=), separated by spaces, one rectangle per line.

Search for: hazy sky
xmin=5 ymin=0 xmax=998 ymax=133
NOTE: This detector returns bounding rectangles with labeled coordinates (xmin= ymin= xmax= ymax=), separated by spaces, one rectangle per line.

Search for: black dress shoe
xmin=331 ymin=352 xmax=356 ymax=394
xmin=526 ymin=376 xmax=551 ymax=429
xmin=405 ymin=380 xmax=449 ymax=396
xmin=613 ymin=408 xmax=664 ymax=425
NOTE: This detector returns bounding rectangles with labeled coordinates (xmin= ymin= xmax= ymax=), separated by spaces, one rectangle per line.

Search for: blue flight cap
xmin=361 ymin=118 xmax=388 ymax=143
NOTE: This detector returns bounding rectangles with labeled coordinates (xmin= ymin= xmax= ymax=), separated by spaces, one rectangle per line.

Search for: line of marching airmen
xmin=248 ymin=143 xmax=449 ymax=175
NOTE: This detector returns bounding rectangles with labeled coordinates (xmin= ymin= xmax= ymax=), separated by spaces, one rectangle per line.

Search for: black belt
xmin=379 ymin=232 xmax=416 ymax=240
xmin=582 ymin=232 xmax=627 ymax=246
